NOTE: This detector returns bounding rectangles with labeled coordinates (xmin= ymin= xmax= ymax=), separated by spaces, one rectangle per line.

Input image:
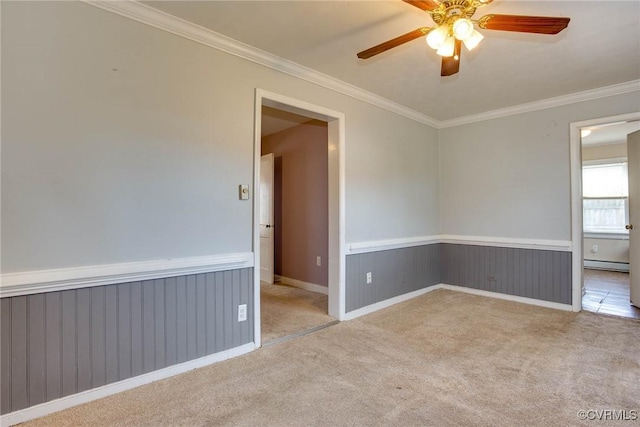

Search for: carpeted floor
xmin=24 ymin=290 xmax=640 ymax=427
xmin=261 ymin=281 xmax=335 ymax=343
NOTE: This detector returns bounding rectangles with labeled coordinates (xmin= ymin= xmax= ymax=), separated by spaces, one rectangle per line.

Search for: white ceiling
xmin=142 ymin=1 xmax=640 ymax=122
xmin=581 ymin=120 xmax=640 ymax=147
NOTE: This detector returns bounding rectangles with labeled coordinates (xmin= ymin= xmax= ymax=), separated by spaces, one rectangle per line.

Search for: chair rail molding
xmin=346 ymin=235 xmax=572 ymax=255
xmin=0 ymin=252 xmax=254 ymax=298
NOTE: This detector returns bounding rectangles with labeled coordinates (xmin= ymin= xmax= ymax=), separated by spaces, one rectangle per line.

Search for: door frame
xmin=252 ymin=88 xmax=346 ymax=347
xmin=259 ymin=153 xmax=275 ymax=284
xmin=569 ymin=111 xmax=640 ymax=312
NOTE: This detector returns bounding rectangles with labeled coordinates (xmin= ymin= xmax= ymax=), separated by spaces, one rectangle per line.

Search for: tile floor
xmin=582 ymin=268 xmax=640 ymax=319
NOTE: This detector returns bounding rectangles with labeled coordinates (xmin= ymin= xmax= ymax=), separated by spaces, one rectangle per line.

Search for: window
xmin=582 ymin=162 xmax=629 ymax=234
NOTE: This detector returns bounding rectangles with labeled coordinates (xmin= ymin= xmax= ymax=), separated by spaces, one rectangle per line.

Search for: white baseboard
xmin=343 ymin=282 xmax=573 ymax=321
xmin=0 ymin=343 xmax=255 ymax=427
xmin=584 ymin=260 xmax=630 ymax=272
xmin=275 ymin=275 xmax=328 ymax=295
xmin=439 ymin=284 xmax=574 ymax=311
xmin=343 ymin=285 xmax=441 ymax=320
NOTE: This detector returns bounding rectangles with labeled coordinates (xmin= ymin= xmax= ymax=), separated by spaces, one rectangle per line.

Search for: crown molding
xmin=438 ymin=80 xmax=640 ymax=128
xmin=82 ymin=0 xmax=440 ymax=128
xmin=81 ymin=1 xmax=638 ymax=130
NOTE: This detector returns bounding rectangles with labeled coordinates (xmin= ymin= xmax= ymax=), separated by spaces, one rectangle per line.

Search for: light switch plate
xmin=239 ymin=185 xmax=250 ymax=200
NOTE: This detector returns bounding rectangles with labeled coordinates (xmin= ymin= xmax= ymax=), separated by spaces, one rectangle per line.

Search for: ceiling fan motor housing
xmin=430 ymin=0 xmax=491 ymax=26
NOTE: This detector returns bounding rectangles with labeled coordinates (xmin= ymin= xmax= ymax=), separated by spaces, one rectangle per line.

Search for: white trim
xmin=570 ymin=112 xmax=640 ymax=312
xmin=584 ymin=232 xmax=629 ymax=240
xmin=253 ymin=89 xmax=346 ymax=347
xmin=83 ymin=0 xmax=438 ymax=128
xmin=582 ymin=157 xmax=628 ymax=166
xmin=439 ymin=80 xmax=640 ymax=128
xmin=82 ymin=2 xmax=639 ymax=130
xmin=346 ymin=235 xmax=571 ymax=254
xmin=0 ymin=342 xmax=255 ymax=427
xmin=275 ymin=276 xmax=329 ymax=295
xmin=343 ymin=283 xmax=574 ymax=321
xmin=584 ymin=260 xmax=630 ymax=272
xmin=439 ymin=284 xmax=574 ymax=311
xmin=343 ymin=285 xmax=441 ymax=321
xmin=0 ymin=253 xmax=254 ymax=298
xmin=347 ymin=235 xmax=439 ymax=254
xmin=439 ymin=235 xmax=572 ymax=252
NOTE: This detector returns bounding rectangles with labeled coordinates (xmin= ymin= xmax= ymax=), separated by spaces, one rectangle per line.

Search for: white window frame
xmin=582 ymin=158 xmax=629 ymax=239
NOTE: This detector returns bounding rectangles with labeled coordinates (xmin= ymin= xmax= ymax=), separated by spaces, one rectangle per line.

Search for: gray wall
xmin=438 ymin=92 xmax=640 ymax=242
xmin=442 ymin=244 xmax=572 ymax=305
xmin=1 ymin=1 xmax=440 ymax=274
xmin=346 ymin=244 xmax=441 ymax=312
xmin=1 ymin=1 xmax=438 ymax=417
xmin=345 ymin=244 xmax=572 ymax=313
xmin=0 ymin=269 xmax=253 ymax=415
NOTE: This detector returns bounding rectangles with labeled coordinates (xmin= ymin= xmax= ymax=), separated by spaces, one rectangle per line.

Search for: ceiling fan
xmin=357 ymin=0 xmax=570 ymax=76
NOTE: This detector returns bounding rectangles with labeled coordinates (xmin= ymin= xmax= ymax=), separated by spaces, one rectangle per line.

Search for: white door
xmin=260 ymin=153 xmax=275 ymax=284
xmin=628 ymin=131 xmax=639 ymax=308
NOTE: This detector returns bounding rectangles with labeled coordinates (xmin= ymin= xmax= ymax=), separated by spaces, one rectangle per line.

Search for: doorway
xmin=252 ymin=89 xmax=345 ymax=348
xmin=570 ymin=113 xmax=640 ymax=318
xmin=259 ymin=107 xmax=334 ymax=343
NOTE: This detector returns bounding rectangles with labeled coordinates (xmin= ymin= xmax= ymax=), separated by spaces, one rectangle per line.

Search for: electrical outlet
xmin=317 ymin=256 xmax=322 ymax=267
xmin=238 ymin=304 xmax=247 ymax=322
xmin=366 ymin=272 xmax=372 ymax=284
xmin=591 ymin=245 xmax=598 ymax=253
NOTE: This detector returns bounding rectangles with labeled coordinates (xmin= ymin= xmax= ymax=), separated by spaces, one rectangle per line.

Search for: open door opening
xmin=259 ymin=108 xmax=335 ymax=344
xmin=253 ymin=90 xmax=345 ymax=348
xmin=576 ymin=118 xmax=640 ymax=319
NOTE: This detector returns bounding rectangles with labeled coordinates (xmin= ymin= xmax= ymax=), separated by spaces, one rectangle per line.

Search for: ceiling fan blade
xmin=403 ymin=0 xmax=440 ymax=12
xmin=441 ymin=40 xmax=462 ymax=77
xmin=357 ymin=28 xmax=429 ymax=59
xmin=478 ymin=14 xmax=570 ymax=34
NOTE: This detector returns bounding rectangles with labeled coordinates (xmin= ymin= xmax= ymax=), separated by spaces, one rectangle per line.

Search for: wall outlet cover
xmin=238 ymin=304 xmax=247 ymax=322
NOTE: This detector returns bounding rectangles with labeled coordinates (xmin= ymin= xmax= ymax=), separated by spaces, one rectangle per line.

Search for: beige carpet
xmin=261 ymin=281 xmax=335 ymax=344
xmin=24 ymin=290 xmax=640 ymax=426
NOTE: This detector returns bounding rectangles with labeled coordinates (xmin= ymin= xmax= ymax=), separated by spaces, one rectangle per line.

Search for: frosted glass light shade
xmin=426 ymin=25 xmax=449 ymax=49
xmin=453 ymin=18 xmax=474 ymax=40
xmin=462 ymin=30 xmax=484 ymax=50
xmin=436 ymin=36 xmax=455 ymax=57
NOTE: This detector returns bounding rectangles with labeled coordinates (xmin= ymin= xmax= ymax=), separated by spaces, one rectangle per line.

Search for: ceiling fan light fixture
xmin=462 ymin=29 xmax=484 ymax=50
xmin=453 ymin=18 xmax=474 ymax=40
xmin=426 ymin=24 xmax=449 ymax=49
xmin=436 ymin=35 xmax=455 ymax=57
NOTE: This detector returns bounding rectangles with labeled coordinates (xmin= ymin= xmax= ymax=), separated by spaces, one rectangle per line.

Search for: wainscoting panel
xmin=441 ymin=244 xmax=572 ymax=304
xmin=0 ymin=268 xmax=253 ymax=415
xmin=345 ymin=244 xmax=441 ymax=312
